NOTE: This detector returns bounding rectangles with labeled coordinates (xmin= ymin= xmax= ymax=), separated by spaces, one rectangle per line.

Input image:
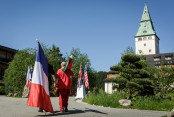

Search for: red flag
xmin=62 ymin=55 xmax=73 ymax=71
xmin=27 ymin=42 xmax=54 ymax=113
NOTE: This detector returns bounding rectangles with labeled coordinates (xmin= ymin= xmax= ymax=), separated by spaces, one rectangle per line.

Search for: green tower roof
xmin=135 ymin=3 xmax=156 ymax=37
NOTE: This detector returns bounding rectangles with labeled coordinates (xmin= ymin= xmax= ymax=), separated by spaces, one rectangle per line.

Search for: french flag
xmin=27 ymin=41 xmax=54 ymax=113
xmin=26 ymin=66 xmax=32 ymax=88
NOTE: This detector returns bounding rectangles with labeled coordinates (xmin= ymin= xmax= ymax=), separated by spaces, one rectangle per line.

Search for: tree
xmin=47 ymin=44 xmax=65 ymax=74
xmin=4 ymin=44 xmax=64 ymax=95
xmin=111 ymin=53 xmax=154 ymax=99
xmin=122 ymin=46 xmax=134 ymax=55
xmin=151 ymin=66 xmax=174 ymax=98
xmin=4 ymin=49 xmax=36 ymax=95
xmin=66 ymin=48 xmax=96 ymax=95
xmin=94 ymin=71 xmax=107 ymax=89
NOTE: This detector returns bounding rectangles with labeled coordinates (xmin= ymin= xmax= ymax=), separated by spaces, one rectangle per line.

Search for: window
xmin=143 ymin=37 xmax=147 ymax=40
xmin=149 ymin=49 xmax=151 ymax=52
xmin=139 ymin=50 xmax=142 ymax=54
xmin=148 ymin=36 xmax=152 ymax=39
xmin=166 ymin=65 xmax=171 ymax=68
xmin=138 ymin=38 xmax=142 ymax=41
xmin=144 ymin=43 xmax=146 ymax=46
xmin=165 ymin=56 xmax=172 ymax=60
xmin=143 ymin=30 xmax=147 ymax=33
xmin=154 ymin=57 xmax=160 ymax=61
xmin=112 ymin=75 xmax=115 ymax=78
xmin=0 ymin=50 xmax=6 ymax=58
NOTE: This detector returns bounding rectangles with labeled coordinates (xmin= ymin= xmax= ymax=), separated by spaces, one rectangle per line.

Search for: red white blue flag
xmin=84 ymin=64 xmax=89 ymax=89
xmin=26 ymin=66 xmax=32 ymax=88
xmin=77 ymin=64 xmax=82 ymax=88
xmin=27 ymin=41 xmax=54 ymax=113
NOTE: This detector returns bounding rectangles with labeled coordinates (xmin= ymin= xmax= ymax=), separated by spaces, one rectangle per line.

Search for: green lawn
xmin=83 ymin=90 xmax=174 ymax=111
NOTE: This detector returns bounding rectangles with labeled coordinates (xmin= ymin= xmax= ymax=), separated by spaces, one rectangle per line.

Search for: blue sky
xmin=0 ymin=0 xmax=174 ymax=72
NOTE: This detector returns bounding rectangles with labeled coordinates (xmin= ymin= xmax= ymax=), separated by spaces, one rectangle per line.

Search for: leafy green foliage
xmin=122 ymin=46 xmax=134 ymax=55
xmin=151 ymin=67 xmax=174 ymax=98
xmin=47 ymin=44 xmax=65 ymax=74
xmin=111 ymin=53 xmax=154 ymax=98
xmin=83 ymin=89 xmax=126 ymax=108
xmin=0 ymin=86 xmax=5 ymax=95
xmin=66 ymin=48 xmax=96 ymax=95
xmin=84 ymin=91 xmax=174 ymax=111
xmin=4 ymin=49 xmax=36 ymax=95
xmin=94 ymin=71 xmax=107 ymax=89
xmin=4 ymin=44 xmax=64 ymax=96
xmin=112 ymin=76 xmax=127 ymax=92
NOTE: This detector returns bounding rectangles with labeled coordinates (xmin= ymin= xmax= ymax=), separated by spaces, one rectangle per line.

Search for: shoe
xmin=60 ymin=110 xmax=64 ymax=113
xmin=38 ymin=108 xmax=43 ymax=112
xmin=64 ymin=105 xmax=68 ymax=112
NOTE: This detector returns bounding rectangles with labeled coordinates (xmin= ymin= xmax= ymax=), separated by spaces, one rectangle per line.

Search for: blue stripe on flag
xmin=36 ymin=42 xmax=48 ymax=79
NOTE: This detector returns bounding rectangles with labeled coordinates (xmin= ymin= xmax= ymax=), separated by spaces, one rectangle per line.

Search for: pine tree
xmin=111 ymin=53 xmax=154 ymax=99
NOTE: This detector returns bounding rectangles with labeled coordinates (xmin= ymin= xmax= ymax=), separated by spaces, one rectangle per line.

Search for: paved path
xmin=0 ymin=96 xmax=169 ymax=117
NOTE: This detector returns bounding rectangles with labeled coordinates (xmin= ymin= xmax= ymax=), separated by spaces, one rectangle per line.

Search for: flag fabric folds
xmin=84 ymin=64 xmax=89 ymax=89
xmin=77 ymin=64 xmax=82 ymax=88
xmin=26 ymin=66 xmax=32 ymax=88
xmin=27 ymin=42 xmax=54 ymax=113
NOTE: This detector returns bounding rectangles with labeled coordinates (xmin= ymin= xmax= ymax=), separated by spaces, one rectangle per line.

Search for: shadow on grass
xmin=37 ymin=108 xmax=107 ymax=116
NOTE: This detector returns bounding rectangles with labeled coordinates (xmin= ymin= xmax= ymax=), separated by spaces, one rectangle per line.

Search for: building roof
xmin=135 ymin=3 xmax=157 ymax=37
xmin=0 ymin=45 xmax=17 ymax=52
xmin=104 ymin=78 xmax=115 ymax=82
xmin=107 ymin=70 xmax=117 ymax=74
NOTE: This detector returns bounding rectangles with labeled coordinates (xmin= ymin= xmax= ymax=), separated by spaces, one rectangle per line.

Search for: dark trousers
xmin=59 ymin=89 xmax=69 ymax=111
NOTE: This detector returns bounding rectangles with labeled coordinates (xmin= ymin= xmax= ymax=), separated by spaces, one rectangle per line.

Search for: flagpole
xmin=36 ymin=38 xmax=39 ymax=43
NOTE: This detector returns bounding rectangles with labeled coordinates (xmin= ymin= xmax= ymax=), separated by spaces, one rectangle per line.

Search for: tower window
xmin=138 ymin=38 xmax=142 ymax=41
xmin=139 ymin=50 xmax=142 ymax=54
xmin=143 ymin=30 xmax=147 ymax=33
xmin=148 ymin=36 xmax=152 ymax=39
xmin=143 ymin=37 xmax=147 ymax=40
xmin=144 ymin=43 xmax=146 ymax=46
xmin=149 ymin=49 xmax=151 ymax=52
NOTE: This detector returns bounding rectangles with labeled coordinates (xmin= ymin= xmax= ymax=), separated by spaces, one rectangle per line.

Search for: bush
xmin=131 ymin=96 xmax=174 ymax=111
xmin=83 ymin=89 xmax=126 ymax=108
xmin=83 ymin=91 xmax=174 ymax=111
xmin=0 ymin=86 xmax=5 ymax=95
xmin=4 ymin=50 xmax=36 ymax=96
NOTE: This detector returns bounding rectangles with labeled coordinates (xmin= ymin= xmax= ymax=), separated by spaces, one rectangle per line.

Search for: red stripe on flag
xmin=27 ymin=83 xmax=54 ymax=113
xmin=67 ymin=58 xmax=73 ymax=70
xmin=27 ymin=80 xmax=30 ymax=88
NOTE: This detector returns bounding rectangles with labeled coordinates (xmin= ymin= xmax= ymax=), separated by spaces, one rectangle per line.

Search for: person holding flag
xmin=54 ymin=57 xmax=74 ymax=112
xmin=84 ymin=63 xmax=89 ymax=89
xmin=27 ymin=40 xmax=54 ymax=113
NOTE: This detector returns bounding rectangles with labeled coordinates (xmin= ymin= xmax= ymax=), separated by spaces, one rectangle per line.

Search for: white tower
xmin=135 ymin=3 xmax=159 ymax=55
